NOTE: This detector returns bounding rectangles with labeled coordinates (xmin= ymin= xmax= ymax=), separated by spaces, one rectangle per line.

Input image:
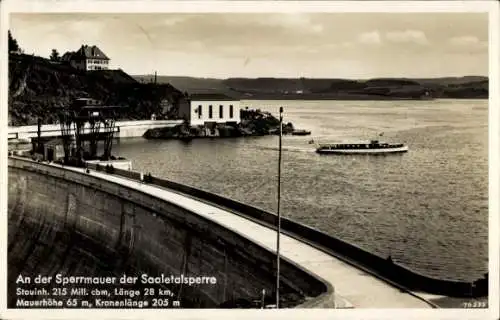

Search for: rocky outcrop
xmin=144 ymin=109 xmax=298 ymax=140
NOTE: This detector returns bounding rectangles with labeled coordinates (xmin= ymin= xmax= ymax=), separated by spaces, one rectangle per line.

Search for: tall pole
xmin=37 ymin=118 xmax=41 ymax=154
xmin=276 ymin=106 xmax=283 ymax=309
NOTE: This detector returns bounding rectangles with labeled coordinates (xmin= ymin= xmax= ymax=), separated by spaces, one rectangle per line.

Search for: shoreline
xmin=237 ymin=96 xmax=488 ymax=101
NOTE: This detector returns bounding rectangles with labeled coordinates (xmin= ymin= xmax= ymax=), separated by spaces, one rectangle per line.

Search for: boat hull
xmin=316 ymin=146 xmax=408 ymax=155
xmin=291 ymin=131 xmax=311 ymax=136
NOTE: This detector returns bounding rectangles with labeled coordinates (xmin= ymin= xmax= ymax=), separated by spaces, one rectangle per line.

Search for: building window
xmin=198 ymin=105 xmax=202 ymax=119
xmin=229 ymin=105 xmax=234 ymax=118
xmin=209 ymin=105 xmax=213 ymax=119
xmin=219 ymin=105 xmax=223 ymax=118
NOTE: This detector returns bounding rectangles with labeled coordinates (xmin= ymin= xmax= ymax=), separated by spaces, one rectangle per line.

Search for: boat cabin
xmin=318 ymin=141 xmax=403 ymax=150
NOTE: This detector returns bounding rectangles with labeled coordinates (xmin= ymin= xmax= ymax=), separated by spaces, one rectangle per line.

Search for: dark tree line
xmin=9 ymin=30 xmax=61 ymax=62
xmin=8 ymin=30 xmax=21 ymax=53
xmin=50 ymin=49 xmax=60 ymax=61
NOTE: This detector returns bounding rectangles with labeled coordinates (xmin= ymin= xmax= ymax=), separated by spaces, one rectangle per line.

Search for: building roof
xmin=188 ymin=93 xmax=239 ymax=101
xmin=73 ymin=45 xmax=110 ymax=60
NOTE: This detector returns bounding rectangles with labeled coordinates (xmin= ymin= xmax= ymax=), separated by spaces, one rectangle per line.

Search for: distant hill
xmin=134 ymin=75 xmax=229 ymax=93
xmin=411 ymin=76 xmax=488 ymax=86
xmin=132 ymin=75 xmax=488 ymax=100
xmin=9 ymin=53 xmax=184 ymax=126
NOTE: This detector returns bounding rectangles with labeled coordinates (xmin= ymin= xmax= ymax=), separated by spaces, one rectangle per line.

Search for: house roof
xmin=188 ymin=93 xmax=239 ymax=101
xmin=73 ymin=45 xmax=110 ymax=60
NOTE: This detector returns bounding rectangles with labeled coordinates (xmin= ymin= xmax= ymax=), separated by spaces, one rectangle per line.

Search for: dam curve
xmin=8 ymin=157 xmax=327 ymax=308
xmin=9 ymin=155 xmax=483 ymax=309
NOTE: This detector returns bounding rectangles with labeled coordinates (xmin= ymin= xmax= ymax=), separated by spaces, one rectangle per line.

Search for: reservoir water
xmin=112 ymin=99 xmax=488 ymax=282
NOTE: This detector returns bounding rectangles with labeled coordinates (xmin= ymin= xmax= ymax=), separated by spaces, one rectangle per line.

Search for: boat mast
xmin=276 ymin=106 xmax=283 ymax=309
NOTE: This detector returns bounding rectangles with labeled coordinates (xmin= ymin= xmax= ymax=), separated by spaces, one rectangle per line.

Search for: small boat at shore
xmin=291 ymin=129 xmax=311 ymax=136
xmin=316 ymin=140 xmax=408 ymax=155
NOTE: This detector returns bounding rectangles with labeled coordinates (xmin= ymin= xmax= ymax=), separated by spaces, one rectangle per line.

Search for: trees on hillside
xmin=50 ymin=49 xmax=60 ymax=61
xmin=8 ymin=30 xmax=21 ymax=53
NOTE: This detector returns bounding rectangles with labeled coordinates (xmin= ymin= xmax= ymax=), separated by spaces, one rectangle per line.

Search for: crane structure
xmin=58 ymin=98 xmax=125 ymax=166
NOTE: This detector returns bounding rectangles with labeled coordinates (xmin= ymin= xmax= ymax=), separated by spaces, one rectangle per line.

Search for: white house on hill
xmin=178 ymin=93 xmax=241 ymax=126
xmin=62 ymin=45 xmax=110 ymax=71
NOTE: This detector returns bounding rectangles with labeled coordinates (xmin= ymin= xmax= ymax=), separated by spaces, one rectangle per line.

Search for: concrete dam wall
xmin=7 ymin=158 xmax=327 ymax=308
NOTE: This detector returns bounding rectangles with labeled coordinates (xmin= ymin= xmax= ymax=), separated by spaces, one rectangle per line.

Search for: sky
xmin=9 ymin=12 xmax=489 ymax=79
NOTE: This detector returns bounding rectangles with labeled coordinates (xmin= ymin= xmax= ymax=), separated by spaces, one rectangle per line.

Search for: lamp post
xmin=276 ymin=106 xmax=283 ymax=309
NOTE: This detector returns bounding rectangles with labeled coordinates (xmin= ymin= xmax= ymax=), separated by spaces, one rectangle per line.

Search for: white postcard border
xmin=0 ymin=1 xmax=498 ymax=320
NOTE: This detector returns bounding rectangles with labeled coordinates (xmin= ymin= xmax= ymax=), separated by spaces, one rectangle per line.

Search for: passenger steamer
xmin=316 ymin=140 xmax=408 ymax=155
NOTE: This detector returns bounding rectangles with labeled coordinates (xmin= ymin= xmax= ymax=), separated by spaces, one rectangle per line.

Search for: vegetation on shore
xmin=8 ymin=31 xmax=299 ymax=136
xmin=9 ymin=53 xmax=184 ymax=126
xmin=8 ymin=32 xmax=184 ymax=126
xmin=8 ymin=51 xmax=295 ymax=136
